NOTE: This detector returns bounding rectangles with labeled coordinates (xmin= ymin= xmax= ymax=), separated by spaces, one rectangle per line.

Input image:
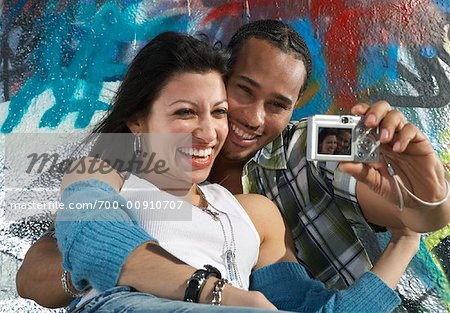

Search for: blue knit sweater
xmin=56 ymin=180 xmax=156 ymax=291
xmin=56 ymin=180 xmax=400 ymax=312
xmin=251 ymin=262 xmax=400 ymax=312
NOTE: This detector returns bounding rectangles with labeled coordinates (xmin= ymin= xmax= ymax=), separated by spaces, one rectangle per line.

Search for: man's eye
xmin=270 ymin=102 xmax=289 ymax=110
xmin=238 ymin=84 xmax=252 ymax=95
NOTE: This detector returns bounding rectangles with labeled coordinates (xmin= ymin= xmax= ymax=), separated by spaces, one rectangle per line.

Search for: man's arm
xmin=240 ymin=193 xmax=418 ymax=313
xmin=356 ymin=179 xmax=450 ymax=232
xmin=16 ymin=236 xmax=72 ymax=308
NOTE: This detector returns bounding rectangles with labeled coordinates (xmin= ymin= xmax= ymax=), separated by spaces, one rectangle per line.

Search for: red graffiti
xmin=202 ymin=0 xmax=309 ymax=26
xmin=202 ymin=2 xmax=242 ymax=25
xmin=309 ymin=0 xmax=441 ymax=111
xmin=201 ymin=0 xmax=443 ymax=111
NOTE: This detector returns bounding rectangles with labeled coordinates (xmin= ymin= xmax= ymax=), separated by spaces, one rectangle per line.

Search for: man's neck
xmin=209 ymin=154 xmax=248 ymax=194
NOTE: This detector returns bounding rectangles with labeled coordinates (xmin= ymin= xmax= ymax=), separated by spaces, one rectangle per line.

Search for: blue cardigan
xmin=56 ymin=180 xmax=400 ymax=313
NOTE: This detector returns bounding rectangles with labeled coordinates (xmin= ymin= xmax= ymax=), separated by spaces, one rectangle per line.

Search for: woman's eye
xmin=213 ymin=108 xmax=228 ymax=116
xmin=174 ymin=109 xmax=194 ymax=117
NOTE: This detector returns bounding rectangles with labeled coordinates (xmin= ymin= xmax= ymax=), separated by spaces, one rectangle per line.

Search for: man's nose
xmin=242 ymin=102 xmax=265 ymax=131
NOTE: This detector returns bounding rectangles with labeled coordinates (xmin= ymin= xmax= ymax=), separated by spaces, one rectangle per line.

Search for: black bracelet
xmin=184 ymin=265 xmax=222 ymax=303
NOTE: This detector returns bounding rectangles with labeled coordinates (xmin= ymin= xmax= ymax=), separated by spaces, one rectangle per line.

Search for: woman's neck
xmin=177 ymin=183 xmax=203 ymax=207
xmin=208 ymin=155 xmax=246 ymax=194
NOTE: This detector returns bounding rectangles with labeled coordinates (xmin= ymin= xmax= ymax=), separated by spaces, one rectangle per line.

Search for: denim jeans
xmin=69 ymin=286 xmax=288 ymax=313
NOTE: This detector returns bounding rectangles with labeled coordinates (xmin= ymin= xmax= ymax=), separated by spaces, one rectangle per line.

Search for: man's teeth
xmin=179 ymin=147 xmax=213 ymax=157
xmin=231 ymin=124 xmax=257 ymax=140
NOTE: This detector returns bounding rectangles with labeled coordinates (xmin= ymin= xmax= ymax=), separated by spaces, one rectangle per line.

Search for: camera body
xmin=306 ymin=115 xmax=380 ymax=162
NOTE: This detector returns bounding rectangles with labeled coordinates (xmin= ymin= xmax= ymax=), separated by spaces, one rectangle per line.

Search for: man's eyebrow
xmin=273 ymin=94 xmax=293 ymax=106
xmin=238 ymin=75 xmax=261 ymax=89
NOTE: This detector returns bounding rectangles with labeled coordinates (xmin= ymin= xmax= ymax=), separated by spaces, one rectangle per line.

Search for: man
xmin=17 ymin=20 xmax=450 ymax=311
xmin=335 ymin=129 xmax=351 ymax=155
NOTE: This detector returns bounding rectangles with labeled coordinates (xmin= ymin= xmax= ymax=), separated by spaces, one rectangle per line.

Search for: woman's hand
xmin=200 ymin=279 xmax=277 ymax=310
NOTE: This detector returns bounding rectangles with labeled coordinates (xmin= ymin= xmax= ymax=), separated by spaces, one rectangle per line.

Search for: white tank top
xmin=122 ymin=174 xmax=260 ymax=289
xmin=77 ymin=175 xmax=260 ymax=307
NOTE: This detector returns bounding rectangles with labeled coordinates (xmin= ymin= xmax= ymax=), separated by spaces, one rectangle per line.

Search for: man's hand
xmin=388 ymin=226 xmax=421 ymax=252
xmin=339 ymin=101 xmax=450 ymax=232
xmin=16 ymin=236 xmax=72 ymax=308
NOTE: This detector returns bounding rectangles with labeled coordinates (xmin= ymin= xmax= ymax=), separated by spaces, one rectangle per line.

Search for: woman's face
xmin=320 ymin=135 xmax=337 ymax=154
xmin=135 ymin=71 xmax=228 ymax=185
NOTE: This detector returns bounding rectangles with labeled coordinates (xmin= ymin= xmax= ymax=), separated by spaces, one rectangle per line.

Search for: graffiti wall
xmin=0 ymin=0 xmax=449 ymax=312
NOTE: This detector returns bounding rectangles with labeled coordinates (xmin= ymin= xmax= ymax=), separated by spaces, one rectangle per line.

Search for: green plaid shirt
xmin=242 ymin=119 xmax=450 ymax=311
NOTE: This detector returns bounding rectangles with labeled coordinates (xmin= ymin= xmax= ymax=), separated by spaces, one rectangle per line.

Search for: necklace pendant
xmin=202 ymin=208 xmax=219 ymax=221
xmin=223 ymin=250 xmax=240 ymax=287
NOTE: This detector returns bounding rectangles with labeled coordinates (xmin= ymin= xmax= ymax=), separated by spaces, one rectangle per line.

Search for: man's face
xmin=222 ymin=38 xmax=307 ymax=161
xmin=336 ymin=131 xmax=351 ymax=153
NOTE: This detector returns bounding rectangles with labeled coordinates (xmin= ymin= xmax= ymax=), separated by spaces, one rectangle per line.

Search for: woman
xmin=318 ymin=128 xmax=338 ymax=154
xmin=55 ymin=32 xmax=418 ymax=313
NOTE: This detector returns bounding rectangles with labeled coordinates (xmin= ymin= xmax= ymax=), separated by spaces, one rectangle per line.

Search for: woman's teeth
xmin=178 ymin=147 xmax=213 ymax=158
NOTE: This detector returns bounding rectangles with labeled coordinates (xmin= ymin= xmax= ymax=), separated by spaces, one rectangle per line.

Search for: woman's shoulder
xmin=234 ymin=194 xmax=284 ymax=236
xmin=60 ymin=157 xmax=124 ymax=192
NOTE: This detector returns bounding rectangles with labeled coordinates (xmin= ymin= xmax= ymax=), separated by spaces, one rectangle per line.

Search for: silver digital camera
xmin=306 ymin=115 xmax=380 ymax=162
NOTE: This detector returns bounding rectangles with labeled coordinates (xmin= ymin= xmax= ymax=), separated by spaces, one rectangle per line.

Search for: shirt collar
xmin=248 ymin=131 xmax=288 ymax=170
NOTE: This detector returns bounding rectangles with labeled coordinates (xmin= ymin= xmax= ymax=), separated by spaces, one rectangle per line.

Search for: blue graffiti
xmin=291 ymin=19 xmax=332 ymax=120
xmin=1 ymin=1 xmax=188 ymax=133
xmin=358 ymin=41 xmax=399 ymax=91
xmin=421 ymin=45 xmax=438 ymax=58
xmin=433 ymin=0 xmax=450 ymax=13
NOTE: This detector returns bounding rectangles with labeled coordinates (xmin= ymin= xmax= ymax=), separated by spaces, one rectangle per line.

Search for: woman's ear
xmin=126 ymin=119 xmax=144 ymax=135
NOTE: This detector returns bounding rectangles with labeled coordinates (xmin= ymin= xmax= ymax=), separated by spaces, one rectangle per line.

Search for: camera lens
xmin=341 ymin=117 xmax=349 ymax=124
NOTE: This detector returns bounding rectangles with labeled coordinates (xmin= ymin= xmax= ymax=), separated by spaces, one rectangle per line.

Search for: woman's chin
xmin=191 ymin=171 xmax=211 ymax=184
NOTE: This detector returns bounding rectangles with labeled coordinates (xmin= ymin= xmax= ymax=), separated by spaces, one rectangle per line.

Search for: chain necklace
xmin=195 ymin=186 xmax=243 ymax=289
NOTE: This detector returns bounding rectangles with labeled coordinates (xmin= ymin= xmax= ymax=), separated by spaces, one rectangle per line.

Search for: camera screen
xmin=318 ymin=127 xmax=352 ymax=156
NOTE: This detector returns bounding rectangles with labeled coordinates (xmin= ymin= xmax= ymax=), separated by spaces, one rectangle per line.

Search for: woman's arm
xmin=57 ymin=179 xmax=275 ymax=308
xmin=237 ymin=193 xmax=419 ymax=312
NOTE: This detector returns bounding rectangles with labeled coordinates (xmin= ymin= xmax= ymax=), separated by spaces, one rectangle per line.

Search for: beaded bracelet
xmin=211 ymin=278 xmax=230 ymax=306
xmin=61 ymin=270 xmax=90 ymax=298
xmin=184 ymin=265 xmax=222 ymax=303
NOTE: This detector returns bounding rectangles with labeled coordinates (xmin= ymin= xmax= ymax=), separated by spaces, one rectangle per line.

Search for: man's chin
xmin=220 ymin=148 xmax=255 ymax=163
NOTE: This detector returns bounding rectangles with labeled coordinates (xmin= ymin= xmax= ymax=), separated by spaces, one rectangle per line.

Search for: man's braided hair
xmin=227 ymin=19 xmax=313 ymax=99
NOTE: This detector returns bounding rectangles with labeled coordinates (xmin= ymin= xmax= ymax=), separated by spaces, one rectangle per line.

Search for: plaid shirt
xmin=242 ymin=119 xmax=373 ymax=288
xmin=242 ymin=119 xmax=450 ymax=312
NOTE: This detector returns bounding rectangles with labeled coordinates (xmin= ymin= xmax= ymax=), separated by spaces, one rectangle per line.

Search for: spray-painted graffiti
xmin=0 ymin=1 xmax=189 ymax=132
xmin=1 ymin=0 xmax=449 ymax=312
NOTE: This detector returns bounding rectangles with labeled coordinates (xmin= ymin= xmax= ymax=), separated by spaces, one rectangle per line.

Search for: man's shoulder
xmin=280 ymin=118 xmax=309 ymax=152
xmin=283 ymin=118 xmax=308 ymax=137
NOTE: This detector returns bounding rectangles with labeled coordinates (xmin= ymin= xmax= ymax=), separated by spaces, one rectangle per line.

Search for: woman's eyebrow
xmin=169 ymin=100 xmax=197 ymax=106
